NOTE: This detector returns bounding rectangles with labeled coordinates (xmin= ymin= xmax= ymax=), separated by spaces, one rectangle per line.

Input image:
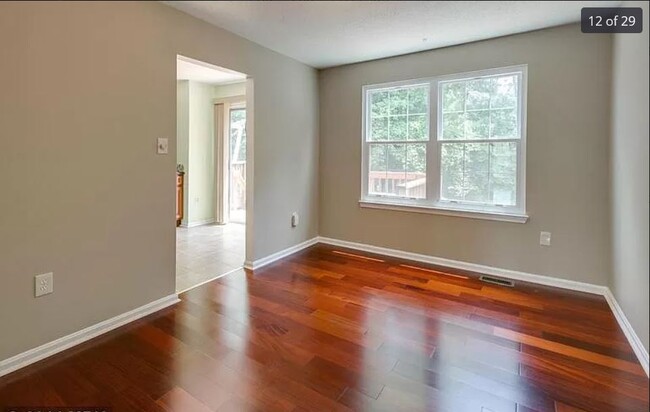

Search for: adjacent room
xmin=0 ymin=1 xmax=648 ymax=411
xmin=175 ymin=55 xmax=248 ymax=292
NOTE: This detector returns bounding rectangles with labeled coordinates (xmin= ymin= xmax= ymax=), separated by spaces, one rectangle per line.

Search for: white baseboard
xmin=603 ymin=288 xmax=649 ymax=376
xmin=0 ymin=294 xmax=180 ymax=378
xmin=317 ymin=237 xmax=607 ymax=295
xmin=317 ymin=236 xmax=648 ymax=377
xmin=244 ymin=237 xmax=319 ymax=270
xmin=181 ymin=218 xmax=216 ymax=228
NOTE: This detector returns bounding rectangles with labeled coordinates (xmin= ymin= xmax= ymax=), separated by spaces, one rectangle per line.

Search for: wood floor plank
xmin=156 ymin=386 xmax=214 ymax=412
xmin=0 ymin=243 xmax=647 ymax=411
xmin=494 ymin=327 xmax=646 ymax=376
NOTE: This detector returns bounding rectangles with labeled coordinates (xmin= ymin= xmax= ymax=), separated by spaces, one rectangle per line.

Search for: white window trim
xmin=360 ymin=64 xmax=528 ymax=223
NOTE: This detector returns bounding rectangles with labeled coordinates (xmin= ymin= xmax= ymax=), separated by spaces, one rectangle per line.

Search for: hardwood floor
xmin=0 ymin=244 xmax=647 ymax=411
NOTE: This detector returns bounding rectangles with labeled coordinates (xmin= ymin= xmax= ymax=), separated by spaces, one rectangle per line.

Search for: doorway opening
xmin=175 ymin=55 xmax=250 ymax=293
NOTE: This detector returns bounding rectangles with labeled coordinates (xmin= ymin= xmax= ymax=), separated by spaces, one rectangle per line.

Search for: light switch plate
xmin=291 ymin=212 xmax=299 ymax=228
xmin=540 ymin=231 xmax=551 ymax=246
xmin=157 ymin=138 xmax=169 ymax=155
xmin=35 ymin=272 xmax=53 ymax=297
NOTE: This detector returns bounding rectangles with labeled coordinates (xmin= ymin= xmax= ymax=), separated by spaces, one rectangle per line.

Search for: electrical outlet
xmin=35 ymin=272 xmax=53 ymax=297
xmin=539 ymin=231 xmax=551 ymax=246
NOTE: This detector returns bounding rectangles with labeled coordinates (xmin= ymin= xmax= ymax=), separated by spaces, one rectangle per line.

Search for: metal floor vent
xmin=479 ymin=275 xmax=515 ymax=287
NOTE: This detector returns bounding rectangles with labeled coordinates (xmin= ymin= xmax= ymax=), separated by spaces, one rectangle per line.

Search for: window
xmin=361 ymin=65 xmax=527 ymax=223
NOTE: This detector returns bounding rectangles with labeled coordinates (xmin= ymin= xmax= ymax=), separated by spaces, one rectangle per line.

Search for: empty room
xmin=0 ymin=1 xmax=648 ymax=412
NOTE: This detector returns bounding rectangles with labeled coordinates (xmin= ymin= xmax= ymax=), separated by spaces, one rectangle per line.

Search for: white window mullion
xmin=427 ymin=81 xmax=438 ymax=204
xmin=361 ymin=89 xmax=370 ymax=199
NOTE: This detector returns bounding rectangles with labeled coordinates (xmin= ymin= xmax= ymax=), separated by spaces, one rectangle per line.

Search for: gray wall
xmin=0 ymin=2 xmax=319 ymax=361
xmin=319 ymin=24 xmax=612 ymax=285
xmin=610 ymin=1 xmax=649 ymax=351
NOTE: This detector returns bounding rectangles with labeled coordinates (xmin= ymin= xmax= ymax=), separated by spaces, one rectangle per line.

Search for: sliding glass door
xmin=229 ymin=107 xmax=246 ymax=223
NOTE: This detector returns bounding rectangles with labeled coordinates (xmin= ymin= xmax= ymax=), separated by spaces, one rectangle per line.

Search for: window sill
xmin=358 ymin=200 xmax=529 ymax=223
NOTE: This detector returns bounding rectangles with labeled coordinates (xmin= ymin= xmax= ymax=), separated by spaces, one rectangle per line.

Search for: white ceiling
xmin=165 ymin=1 xmax=620 ymax=69
xmin=177 ymin=55 xmax=246 ymax=84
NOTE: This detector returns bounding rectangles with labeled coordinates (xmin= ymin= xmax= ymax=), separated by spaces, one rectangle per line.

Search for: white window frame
xmin=360 ymin=65 xmax=528 ymax=223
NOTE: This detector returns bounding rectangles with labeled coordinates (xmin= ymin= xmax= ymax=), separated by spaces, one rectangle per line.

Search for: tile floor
xmin=175 ymin=222 xmax=245 ymax=292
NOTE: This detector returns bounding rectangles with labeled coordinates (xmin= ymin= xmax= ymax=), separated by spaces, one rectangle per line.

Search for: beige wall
xmin=610 ymin=1 xmax=649 ymax=351
xmin=319 ymin=24 xmax=612 ymax=285
xmin=0 ymin=1 xmax=319 ymax=361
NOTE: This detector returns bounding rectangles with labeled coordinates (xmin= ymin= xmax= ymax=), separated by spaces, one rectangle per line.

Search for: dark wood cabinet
xmin=176 ymin=172 xmax=184 ymax=227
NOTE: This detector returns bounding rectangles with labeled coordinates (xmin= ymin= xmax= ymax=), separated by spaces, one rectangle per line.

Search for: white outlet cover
xmin=35 ymin=272 xmax=54 ymax=297
xmin=157 ymin=137 xmax=169 ymax=155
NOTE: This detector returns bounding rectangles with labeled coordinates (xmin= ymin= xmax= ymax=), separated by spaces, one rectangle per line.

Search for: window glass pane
xmin=463 ymin=143 xmax=490 ymax=203
xmin=368 ymin=144 xmax=407 ymax=197
xmin=441 ymin=143 xmax=464 ymax=201
xmin=466 ymin=110 xmax=489 ymax=139
xmin=440 ymin=142 xmax=518 ymax=206
xmin=408 ymin=86 xmax=428 ymax=114
xmin=391 ymin=115 xmax=407 ymax=140
xmin=442 ymin=82 xmax=465 ymax=113
xmin=390 ymin=89 xmax=408 ymax=115
xmin=489 ymin=142 xmax=517 ymax=206
xmin=405 ymin=144 xmax=426 ymax=199
xmin=229 ymin=109 xmax=247 ymax=162
xmin=370 ymin=90 xmax=389 ymax=117
xmin=371 ymin=117 xmax=388 ymax=141
xmin=442 ymin=112 xmax=465 ymax=139
xmin=466 ymin=79 xmax=492 ymax=110
xmin=491 ymin=75 xmax=517 ymax=109
xmin=490 ymin=108 xmax=517 ymax=138
xmin=369 ymin=145 xmax=387 ymax=194
xmin=440 ymin=73 xmax=520 ymax=141
xmin=385 ymin=143 xmax=406 ymax=176
xmin=408 ymin=114 xmax=428 ymax=140
xmin=369 ymin=86 xmax=429 ymax=142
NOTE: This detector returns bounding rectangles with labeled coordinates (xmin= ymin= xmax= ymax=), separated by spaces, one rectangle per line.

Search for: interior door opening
xmin=175 ymin=54 xmax=251 ymax=293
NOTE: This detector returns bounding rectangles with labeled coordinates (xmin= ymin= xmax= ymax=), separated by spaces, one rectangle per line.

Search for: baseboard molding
xmin=244 ymin=236 xmax=319 ymax=270
xmin=603 ymin=288 xmax=649 ymax=376
xmin=181 ymin=218 xmax=216 ymax=228
xmin=0 ymin=294 xmax=180 ymax=378
xmin=317 ymin=237 xmax=607 ymax=295
xmin=318 ymin=236 xmax=648 ymax=377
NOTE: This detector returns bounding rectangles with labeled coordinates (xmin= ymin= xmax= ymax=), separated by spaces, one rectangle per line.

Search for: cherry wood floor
xmin=0 ymin=244 xmax=648 ymax=411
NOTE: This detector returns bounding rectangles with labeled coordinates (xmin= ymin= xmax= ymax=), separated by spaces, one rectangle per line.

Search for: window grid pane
xmin=440 ymin=141 xmax=517 ymax=206
xmin=368 ymin=85 xmax=429 ymax=142
xmin=440 ymin=74 xmax=519 ymax=141
xmin=369 ymin=143 xmax=426 ymax=199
